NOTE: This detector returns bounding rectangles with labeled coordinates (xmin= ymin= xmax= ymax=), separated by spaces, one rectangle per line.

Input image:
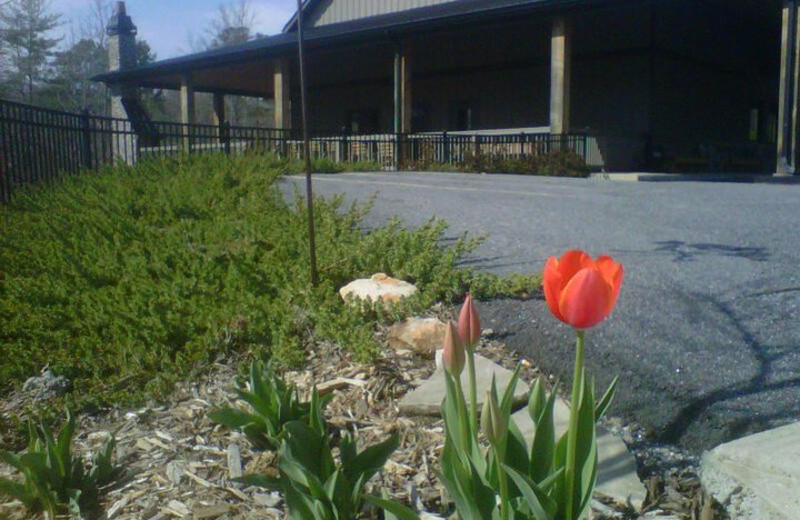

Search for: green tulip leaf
xmin=595 ymin=376 xmax=618 ymax=421
xmin=529 ymin=384 xmax=558 ymax=484
xmin=233 ymin=472 xmax=281 ymax=490
xmin=502 ymin=464 xmax=555 ymax=520
xmin=363 ymin=493 xmax=421 ymax=520
xmin=349 ymin=433 xmax=399 ymax=485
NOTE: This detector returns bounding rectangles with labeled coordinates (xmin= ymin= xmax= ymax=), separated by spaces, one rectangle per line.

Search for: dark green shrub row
xmin=406 ymin=150 xmax=589 ymax=177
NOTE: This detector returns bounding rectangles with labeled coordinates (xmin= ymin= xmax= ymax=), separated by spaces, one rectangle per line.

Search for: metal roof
xmin=93 ymin=0 xmax=611 ymax=90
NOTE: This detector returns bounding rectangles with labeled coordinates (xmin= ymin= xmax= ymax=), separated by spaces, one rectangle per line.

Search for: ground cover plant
xmin=0 ymin=153 xmax=539 ymax=429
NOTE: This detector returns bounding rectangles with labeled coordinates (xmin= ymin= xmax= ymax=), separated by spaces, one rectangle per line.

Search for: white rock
xmin=339 ymin=273 xmax=417 ymax=304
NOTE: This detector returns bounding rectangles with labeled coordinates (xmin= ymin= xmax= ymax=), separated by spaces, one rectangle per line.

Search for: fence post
xmin=394 ymin=132 xmax=401 ymax=170
xmin=443 ymin=131 xmax=450 ymax=164
xmin=222 ymin=122 xmax=231 ymax=155
xmin=340 ymin=126 xmax=349 ymax=163
xmin=81 ymin=108 xmax=93 ymax=170
xmin=474 ymin=134 xmax=481 ymax=160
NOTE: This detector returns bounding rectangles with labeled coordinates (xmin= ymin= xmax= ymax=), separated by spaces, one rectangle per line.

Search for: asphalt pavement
xmin=282 ymin=171 xmax=800 ymax=452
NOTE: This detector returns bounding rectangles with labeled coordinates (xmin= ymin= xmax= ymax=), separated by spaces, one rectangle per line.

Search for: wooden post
xmin=180 ymin=73 xmax=196 ymax=152
xmin=393 ymin=44 xmax=412 ymax=168
xmin=274 ymin=58 xmax=292 ymax=132
xmin=550 ymin=17 xmax=572 ymax=135
xmin=295 ymin=0 xmax=318 ymax=286
xmin=777 ymin=0 xmax=800 ymax=175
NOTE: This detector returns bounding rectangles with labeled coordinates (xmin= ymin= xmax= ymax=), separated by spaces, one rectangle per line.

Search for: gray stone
xmin=165 ymin=460 xmax=185 ymax=486
xmin=639 ymin=513 xmax=680 ymax=520
xmin=226 ymin=443 xmax=242 ymax=479
xmin=701 ymin=422 xmax=800 ymax=520
xmin=511 ymin=398 xmax=646 ymax=509
xmin=22 ymin=369 xmax=72 ymax=399
xmin=253 ymin=492 xmax=282 ymax=508
xmin=399 ymin=354 xmax=529 ymax=416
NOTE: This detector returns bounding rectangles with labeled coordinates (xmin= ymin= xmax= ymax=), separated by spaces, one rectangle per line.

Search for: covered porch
xmin=96 ymin=0 xmax=792 ymax=174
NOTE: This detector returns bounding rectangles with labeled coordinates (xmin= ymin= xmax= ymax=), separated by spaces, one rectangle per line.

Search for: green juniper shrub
xmin=0 ymin=153 xmax=537 ymax=426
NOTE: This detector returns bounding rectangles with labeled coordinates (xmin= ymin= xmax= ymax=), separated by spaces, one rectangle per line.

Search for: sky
xmin=54 ymin=0 xmax=298 ymax=59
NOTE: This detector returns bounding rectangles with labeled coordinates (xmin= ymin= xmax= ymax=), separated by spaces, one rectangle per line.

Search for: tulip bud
xmin=442 ymin=320 xmax=465 ymax=376
xmin=480 ymin=391 xmax=506 ymax=445
xmin=457 ymin=293 xmax=481 ymax=351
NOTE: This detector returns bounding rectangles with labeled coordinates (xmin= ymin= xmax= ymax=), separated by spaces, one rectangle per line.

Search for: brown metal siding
xmin=307 ymin=0 xmax=462 ymax=27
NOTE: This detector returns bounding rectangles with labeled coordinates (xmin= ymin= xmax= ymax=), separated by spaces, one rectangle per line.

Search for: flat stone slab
xmin=399 ymin=354 xmax=529 ymax=415
xmin=701 ymin=421 xmax=800 ymax=519
xmin=511 ymin=399 xmax=646 ymax=509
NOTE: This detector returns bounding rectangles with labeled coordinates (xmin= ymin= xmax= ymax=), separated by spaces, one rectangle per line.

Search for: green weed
xmin=209 ymin=361 xmax=331 ymax=451
xmin=0 ymin=410 xmax=120 ymax=519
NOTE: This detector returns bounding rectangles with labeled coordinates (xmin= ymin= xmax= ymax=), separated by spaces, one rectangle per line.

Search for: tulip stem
xmin=452 ymin=373 xmax=471 ymax=451
xmin=467 ymin=349 xmax=478 ymax=429
xmin=565 ymin=329 xmax=585 ymax=520
xmin=493 ymin=445 xmax=510 ymax=520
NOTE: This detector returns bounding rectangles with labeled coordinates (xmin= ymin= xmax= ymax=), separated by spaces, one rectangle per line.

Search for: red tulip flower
xmin=442 ymin=320 xmax=465 ymax=376
xmin=543 ymin=250 xmax=623 ymax=330
xmin=458 ymin=293 xmax=481 ymax=351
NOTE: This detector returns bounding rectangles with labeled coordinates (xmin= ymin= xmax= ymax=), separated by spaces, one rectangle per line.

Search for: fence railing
xmin=0 ymin=98 xmax=596 ymax=203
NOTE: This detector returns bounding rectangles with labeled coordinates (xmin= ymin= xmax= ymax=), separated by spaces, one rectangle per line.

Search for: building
xmin=95 ymin=0 xmax=800 ymax=174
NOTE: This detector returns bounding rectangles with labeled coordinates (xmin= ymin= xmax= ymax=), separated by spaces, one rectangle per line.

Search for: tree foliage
xmin=195 ymin=0 xmax=272 ymax=127
xmin=0 ymin=0 xmax=61 ymax=103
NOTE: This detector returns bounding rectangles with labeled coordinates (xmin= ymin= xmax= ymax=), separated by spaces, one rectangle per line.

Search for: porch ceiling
xmin=129 ymin=60 xmax=277 ymax=97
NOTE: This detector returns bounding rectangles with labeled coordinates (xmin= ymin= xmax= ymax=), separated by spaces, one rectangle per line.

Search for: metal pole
xmin=296 ymin=0 xmax=319 ymax=285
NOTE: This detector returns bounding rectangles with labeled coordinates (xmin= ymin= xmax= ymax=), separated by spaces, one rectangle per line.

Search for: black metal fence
xmin=0 ymin=98 xmax=594 ymax=202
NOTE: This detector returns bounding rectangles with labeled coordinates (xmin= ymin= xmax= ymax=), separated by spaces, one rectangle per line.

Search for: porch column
xmin=212 ymin=93 xmax=228 ymax=149
xmin=777 ymin=0 xmax=799 ymax=176
xmin=549 ymin=17 xmax=572 ymax=135
xmin=393 ymin=45 xmax=412 ymax=134
xmin=180 ymin=73 xmax=196 ymax=152
xmin=274 ymin=58 xmax=292 ymax=131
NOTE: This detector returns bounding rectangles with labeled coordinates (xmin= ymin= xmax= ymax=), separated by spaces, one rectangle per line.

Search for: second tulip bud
xmin=442 ymin=320 xmax=465 ymax=376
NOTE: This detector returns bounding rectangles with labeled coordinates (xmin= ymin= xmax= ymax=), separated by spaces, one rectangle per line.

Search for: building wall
xmin=306 ymin=0 xmax=460 ymax=27
xmin=300 ymin=0 xmax=779 ymax=170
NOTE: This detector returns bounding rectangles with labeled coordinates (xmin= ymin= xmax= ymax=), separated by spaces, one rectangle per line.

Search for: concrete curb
xmin=590 ymin=172 xmax=800 ymax=183
xmin=701 ymin=422 xmax=800 ymax=519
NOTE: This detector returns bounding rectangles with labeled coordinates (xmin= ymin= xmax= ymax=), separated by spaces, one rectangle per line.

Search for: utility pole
xmin=296 ymin=0 xmax=318 ymax=285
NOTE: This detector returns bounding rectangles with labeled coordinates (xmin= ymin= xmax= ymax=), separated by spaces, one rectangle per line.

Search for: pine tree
xmin=0 ymin=0 xmax=61 ymax=103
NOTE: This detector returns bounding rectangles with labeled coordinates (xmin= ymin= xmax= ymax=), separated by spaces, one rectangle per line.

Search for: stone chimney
xmin=106 ymin=2 xmax=138 ymax=163
xmin=107 ymin=2 xmax=137 ymax=120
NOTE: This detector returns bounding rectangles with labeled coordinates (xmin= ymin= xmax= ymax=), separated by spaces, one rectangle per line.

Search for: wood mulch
xmin=1 ymin=309 xmax=725 ymax=519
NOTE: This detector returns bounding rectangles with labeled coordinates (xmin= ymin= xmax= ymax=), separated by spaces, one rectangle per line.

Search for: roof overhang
xmin=93 ymin=0 xmax=625 ymax=96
